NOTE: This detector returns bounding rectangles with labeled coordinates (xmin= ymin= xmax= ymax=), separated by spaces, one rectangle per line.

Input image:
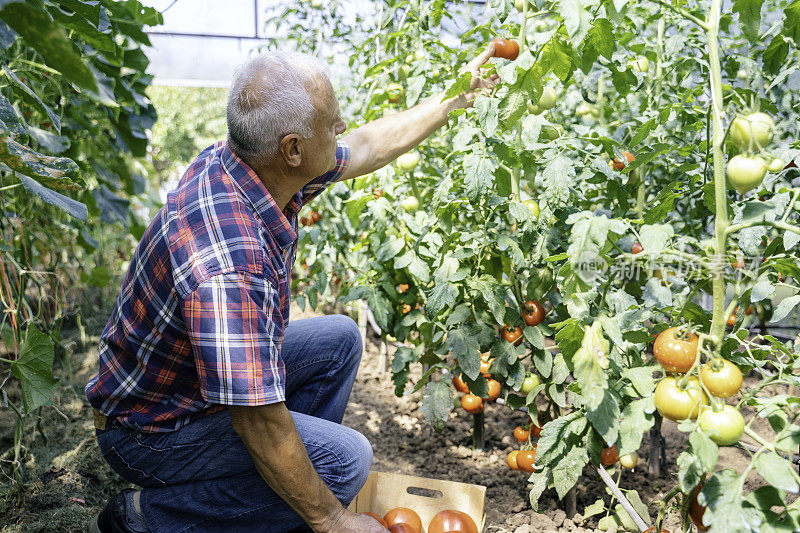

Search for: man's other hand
xmin=322 ymin=508 xmax=390 ymax=532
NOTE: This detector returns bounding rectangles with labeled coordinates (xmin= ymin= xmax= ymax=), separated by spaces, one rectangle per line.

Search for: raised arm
xmin=339 ymin=44 xmax=499 ymax=181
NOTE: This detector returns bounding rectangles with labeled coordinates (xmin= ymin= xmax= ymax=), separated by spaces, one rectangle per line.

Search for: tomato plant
xmin=270 ymin=0 xmax=800 ymax=529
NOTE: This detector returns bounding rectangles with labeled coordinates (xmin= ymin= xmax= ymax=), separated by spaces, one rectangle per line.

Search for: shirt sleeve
xmin=181 ymin=271 xmax=286 ymax=406
xmin=300 ymin=139 xmax=350 ymax=205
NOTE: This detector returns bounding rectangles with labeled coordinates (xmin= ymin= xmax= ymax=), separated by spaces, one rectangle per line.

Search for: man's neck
xmin=252 ymin=166 xmax=304 ymax=212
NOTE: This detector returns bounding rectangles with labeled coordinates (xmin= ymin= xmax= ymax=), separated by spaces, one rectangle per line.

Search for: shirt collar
xmin=219 ymin=142 xmax=300 ymax=250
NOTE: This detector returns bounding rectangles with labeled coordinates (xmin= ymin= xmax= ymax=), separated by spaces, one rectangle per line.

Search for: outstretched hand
xmin=320 ymin=509 xmax=390 ymax=532
xmin=460 ymin=43 xmax=502 ymax=107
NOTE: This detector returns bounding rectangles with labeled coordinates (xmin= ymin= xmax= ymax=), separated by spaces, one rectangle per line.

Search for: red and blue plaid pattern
xmin=85 ymin=141 xmax=350 ymax=432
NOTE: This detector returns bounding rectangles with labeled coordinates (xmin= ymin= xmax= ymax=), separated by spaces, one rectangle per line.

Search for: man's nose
xmin=335 ymin=117 xmax=346 ymax=135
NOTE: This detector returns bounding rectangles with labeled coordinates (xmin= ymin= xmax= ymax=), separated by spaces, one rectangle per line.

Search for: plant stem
xmin=408 ymin=172 xmax=423 ymax=204
xmin=707 ymin=0 xmax=727 ymax=346
xmin=654 ymin=0 xmax=710 ymax=30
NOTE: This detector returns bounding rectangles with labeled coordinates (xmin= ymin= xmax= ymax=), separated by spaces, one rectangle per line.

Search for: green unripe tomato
xmin=527 ymin=102 xmax=542 ymax=115
xmin=398 ymin=64 xmax=410 ymax=79
xmin=768 ymin=158 xmax=784 ymax=172
xmin=736 ymin=69 xmax=748 ymax=80
xmin=413 ymin=48 xmax=427 ymax=61
xmin=619 ymin=452 xmax=639 ymax=469
xmin=541 ymin=125 xmax=562 ymax=141
xmin=524 ymin=199 xmax=540 ymax=218
xmin=727 ymin=155 xmax=767 ymax=195
xmin=310 ymin=0 xmax=323 ymax=8
xmin=537 ymin=86 xmax=557 ymax=110
xmin=698 ymin=405 xmax=745 ymax=446
xmin=386 ymin=83 xmax=404 ymax=103
xmin=514 ymin=0 xmax=529 ymax=11
xmin=396 ymin=152 xmax=420 ymax=172
xmin=730 ymin=112 xmax=774 ymax=151
xmin=401 ymin=196 xmax=419 ymax=213
xmin=628 ymin=55 xmax=649 ymax=73
xmin=520 ymin=374 xmax=541 ymax=394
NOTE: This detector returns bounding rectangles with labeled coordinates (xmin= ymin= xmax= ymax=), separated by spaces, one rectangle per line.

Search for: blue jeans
xmin=96 ymin=315 xmax=373 ymax=533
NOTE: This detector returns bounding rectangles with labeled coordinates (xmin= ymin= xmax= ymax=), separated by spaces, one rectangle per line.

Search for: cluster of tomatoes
xmin=452 ymin=300 xmax=547 ymax=416
xmin=361 ymin=507 xmax=478 ymax=533
xmin=300 ymin=210 xmax=321 ymax=226
xmin=725 ymin=111 xmax=783 ymax=195
xmin=653 ymin=327 xmax=745 ymax=446
xmin=506 ymin=413 xmax=542 ymax=473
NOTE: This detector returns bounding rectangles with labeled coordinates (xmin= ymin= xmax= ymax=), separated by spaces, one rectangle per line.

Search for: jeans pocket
xmin=101 ymin=445 xmax=168 ymax=488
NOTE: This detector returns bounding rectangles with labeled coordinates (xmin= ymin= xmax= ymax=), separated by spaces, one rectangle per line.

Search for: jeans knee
xmin=329 ymin=315 xmax=362 ymax=364
xmin=341 ymin=430 xmax=372 ymax=504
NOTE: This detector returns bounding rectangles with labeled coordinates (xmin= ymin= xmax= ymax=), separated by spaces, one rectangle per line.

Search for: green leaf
xmin=732 ymin=0 xmax=764 ymax=42
xmin=763 ymin=35 xmax=790 ymax=74
xmin=703 ymin=469 xmax=763 ymax=532
xmin=16 ymin=173 xmax=87 ymax=220
xmin=528 ymin=467 xmax=551 ymax=511
xmin=552 ymin=445 xmax=588 ymax=498
xmin=582 ymin=498 xmax=607 ymax=519
xmin=585 ymin=18 xmax=615 ymax=60
xmin=447 ymin=325 xmax=482 ymax=380
xmin=426 ymin=281 xmax=458 ymax=315
xmin=786 ymin=0 xmax=800 ymax=45
xmin=0 ymin=93 xmax=26 ymax=139
xmin=690 ymin=430 xmax=719 ymax=472
xmin=678 ymin=451 xmax=704 ymax=493
xmin=0 ymin=1 xmax=98 ymax=92
xmin=0 ymin=137 xmax=82 ymax=190
xmin=2 ymin=64 xmax=61 ymax=133
xmin=420 ymin=380 xmax=452 ymax=433
xmin=753 ymin=452 xmax=799 ymax=493
xmin=622 ymin=490 xmax=651 ymax=526
xmin=28 ymin=126 xmax=69 ymax=154
xmin=463 ymin=144 xmax=496 ymax=199
xmin=618 ymin=398 xmax=653 ymax=456
xmin=10 ymin=326 xmax=59 ymax=414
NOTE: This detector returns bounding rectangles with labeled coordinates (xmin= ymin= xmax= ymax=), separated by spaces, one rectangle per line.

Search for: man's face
xmin=302 ymin=77 xmax=346 ymax=180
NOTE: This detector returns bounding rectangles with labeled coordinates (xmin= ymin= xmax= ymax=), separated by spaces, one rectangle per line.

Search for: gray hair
xmin=226 ymin=51 xmax=328 ymax=167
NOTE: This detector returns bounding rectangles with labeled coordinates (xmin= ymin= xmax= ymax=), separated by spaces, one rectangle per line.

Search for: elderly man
xmin=87 ymin=46 xmax=497 ymax=533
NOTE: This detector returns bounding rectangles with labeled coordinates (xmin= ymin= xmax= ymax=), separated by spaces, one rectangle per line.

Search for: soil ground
xmin=0 ymin=304 xmax=792 ymax=532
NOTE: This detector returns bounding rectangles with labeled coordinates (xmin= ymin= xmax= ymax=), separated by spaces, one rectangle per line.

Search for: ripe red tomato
xmin=513 ymin=425 xmax=530 ymax=443
xmin=609 ymin=151 xmax=635 ymax=171
xmin=362 ymin=512 xmax=389 ymax=527
xmin=643 ymin=528 xmax=670 ymax=533
xmin=507 ymin=450 xmax=520 ymax=470
xmin=531 ymin=421 xmax=542 ymax=438
xmin=384 ymin=507 xmax=422 ymax=533
xmin=700 ymin=359 xmax=743 ymax=398
xmin=653 ymin=327 xmax=699 ymax=373
xmin=654 ymin=376 xmax=708 ymax=421
xmin=401 ymin=303 xmax=412 ymax=314
xmin=485 ymin=379 xmax=501 ymax=401
xmin=428 ymin=510 xmax=479 ymax=533
xmin=690 ymin=486 xmax=709 ymax=532
xmin=600 ymin=445 xmax=618 ymax=466
xmin=522 ymin=300 xmax=546 ymax=327
xmin=300 ymin=215 xmax=310 ymax=226
xmin=632 ymin=242 xmax=643 ymax=254
xmin=501 ymin=325 xmax=523 ymax=346
xmin=310 ymin=210 xmax=321 ymax=223
xmin=461 ymin=393 xmax=484 ymax=414
xmin=491 ymin=38 xmax=519 ymax=60
xmin=452 ymin=373 xmax=469 ymax=394
xmin=398 ymin=283 xmax=410 ymax=294
xmin=726 ymin=313 xmax=736 ymax=327
xmin=517 ymin=447 xmax=537 ymax=472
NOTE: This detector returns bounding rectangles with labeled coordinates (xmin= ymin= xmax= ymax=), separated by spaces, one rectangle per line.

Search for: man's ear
xmin=279 ymin=134 xmax=302 ymax=168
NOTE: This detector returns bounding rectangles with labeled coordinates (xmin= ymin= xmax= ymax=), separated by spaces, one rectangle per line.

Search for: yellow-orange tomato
xmin=461 ymin=394 xmax=484 ymax=414
xmin=653 ymin=327 xmax=699 ymax=373
xmin=428 ymin=510 xmax=479 ymax=533
xmin=452 ymin=373 xmax=469 ymax=394
xmin=517 ymin=446 xmax=537 ymax=472
xmin=609 ymin=151 xmax=635 ymax=171
xmin=384 ymin=507 xmax=422 ymax=533
xmin=485 ymin=379 xmax=501 ymax=401
xmin=507 ymin=450 xmax=521 ymax=470
xmin=513 ymin=426 xmax=530 ymax=443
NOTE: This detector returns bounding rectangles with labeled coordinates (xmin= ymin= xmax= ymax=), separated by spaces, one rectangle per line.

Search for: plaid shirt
xmin=85 ymin=140 xmax=350 ymax=432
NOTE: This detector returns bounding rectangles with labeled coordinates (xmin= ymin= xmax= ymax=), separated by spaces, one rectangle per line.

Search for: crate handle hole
xmin=406 ymin=486 xmax=443 ymax=499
